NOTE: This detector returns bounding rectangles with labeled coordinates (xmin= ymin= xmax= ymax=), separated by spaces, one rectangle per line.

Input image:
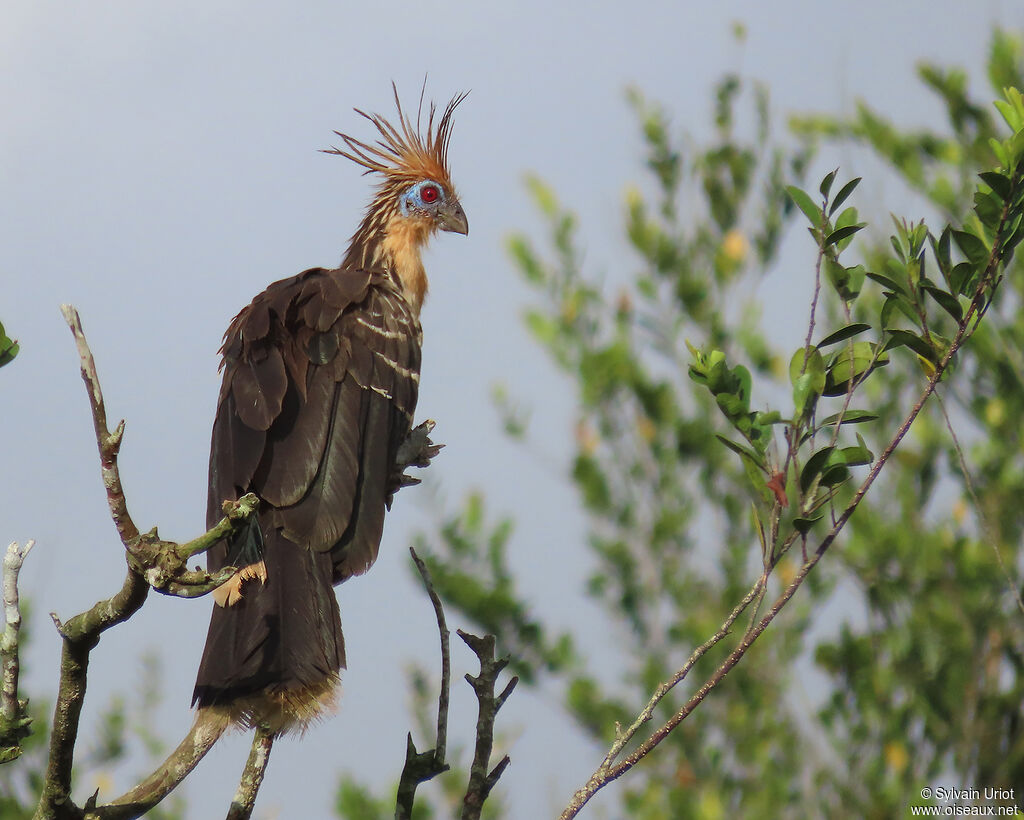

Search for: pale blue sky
xmin=1 ymin=2 xmax=1016 ymax=817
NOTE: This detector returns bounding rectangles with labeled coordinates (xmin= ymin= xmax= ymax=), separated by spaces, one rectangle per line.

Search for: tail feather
xmin=193 ymin=523 xmax=345 ymax=732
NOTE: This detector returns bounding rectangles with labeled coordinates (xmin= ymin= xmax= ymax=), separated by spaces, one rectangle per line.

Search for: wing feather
xmin=275 ymin=378 xmax=363 ymax=548
xmin=257 ymin=365 xmax=334 ymax=507
xmin=207 ymin=390 xmax=267 ymax=529
xmin=208 ymin=266 xmax=420 ymax=584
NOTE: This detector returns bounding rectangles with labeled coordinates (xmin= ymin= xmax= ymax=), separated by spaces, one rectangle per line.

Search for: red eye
xmin=421 ymin=184 xmax=440 ymax=203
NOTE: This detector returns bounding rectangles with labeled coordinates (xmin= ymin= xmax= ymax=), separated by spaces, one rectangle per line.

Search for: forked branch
xmin=459 ymin=630 xmax=517 ymax=820
xmin=32 ymin=307 xmax=258 ymax=820
xmin=394 ymin=548 xmax=453 ymax=818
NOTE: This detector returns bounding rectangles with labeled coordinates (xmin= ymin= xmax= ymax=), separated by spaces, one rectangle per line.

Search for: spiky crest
xmin=326 ymin=82 xmax=466 ymax=191
xmin=325 ymin=84 xmax=467 ymax=313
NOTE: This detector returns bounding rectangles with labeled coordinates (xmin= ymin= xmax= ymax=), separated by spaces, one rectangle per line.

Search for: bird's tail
xmin=192 ymin=523 xmax=345 ymax=734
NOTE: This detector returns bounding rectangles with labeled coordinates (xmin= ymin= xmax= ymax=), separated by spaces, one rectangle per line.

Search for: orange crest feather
xmin=325 ymin=83 xmax=467 ymax=190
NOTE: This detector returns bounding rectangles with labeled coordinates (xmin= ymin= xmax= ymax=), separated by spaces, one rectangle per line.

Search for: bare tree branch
xmin=225 ymin=727 xmax=274 ymax=820
xmin=1 ymin=539 xmax=35 ymax=764
xmin=459 ymin=631 xmax=517 ymax=820
xmin=593 ymin=573 xmax=767 ymax=777
xmin=394 ymin=548 xmax=453 ymax=819
xmin=60 ymin=305 xmax=139 ymax=548
xmin=31 ymin=307 xmax=258 ymax=820
xmin=84 ymin=714 xmax=228 ymax=820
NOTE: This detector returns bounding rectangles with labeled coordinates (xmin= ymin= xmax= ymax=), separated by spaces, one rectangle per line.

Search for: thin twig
xmin=800 ymin=197 xmax=828 ymax=366
xmin=225 ymin=727 xmax=275 ymax=820
xmin=934 ymin=390 xmax=1024 ymax=616
xmin=394 ymin=548 xmax=452 ymax=819
xmin=60 ymin=305 xmax=138 ymax=548
xmin=412 ymin=547 xmax=451 ymax=764
xmin=1 ymin=539 xmax=35 ymax=763
xmin=596 ymin=573 xmax=766 ymax=773
xmin=779 ymin=197 xmax=830 ymax=546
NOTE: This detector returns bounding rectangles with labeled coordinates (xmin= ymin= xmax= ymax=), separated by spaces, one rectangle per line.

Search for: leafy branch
xmin=557 ymin=87 xmax=1024 ymax=818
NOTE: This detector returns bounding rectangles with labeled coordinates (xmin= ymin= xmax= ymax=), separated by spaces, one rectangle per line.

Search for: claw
xmin=387 ymin=419 xmax=444 ymax=505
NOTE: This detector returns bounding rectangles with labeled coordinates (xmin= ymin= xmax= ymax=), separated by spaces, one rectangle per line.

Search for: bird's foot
xmin=387 ymin=419 xmax=444 ymax=507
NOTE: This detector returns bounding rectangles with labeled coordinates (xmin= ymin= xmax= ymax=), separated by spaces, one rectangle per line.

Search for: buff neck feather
xmin=373 ymin=214 xmax=433 ymax=314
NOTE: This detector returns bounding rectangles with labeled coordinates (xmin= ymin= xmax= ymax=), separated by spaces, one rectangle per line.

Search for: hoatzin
xmin=192 ymin=88 xmax=468 ymax=734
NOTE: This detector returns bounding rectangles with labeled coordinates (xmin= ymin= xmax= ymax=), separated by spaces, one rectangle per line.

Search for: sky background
xmin=2 ymin=2 xmax=1019 ymax=818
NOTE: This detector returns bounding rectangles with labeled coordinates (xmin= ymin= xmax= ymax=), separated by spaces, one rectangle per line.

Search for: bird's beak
xmin=438 ymin=200 xmax=469 ymax=235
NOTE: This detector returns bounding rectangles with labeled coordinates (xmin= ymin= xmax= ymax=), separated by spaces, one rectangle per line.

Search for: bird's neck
xmin=343 ymin=210 xmax=431 ymax=315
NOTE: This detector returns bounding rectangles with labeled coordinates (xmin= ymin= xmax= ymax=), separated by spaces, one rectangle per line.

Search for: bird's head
xmin=325 ymin=85 xmax=468 ymax=312
xmin=397 ymin=178 xmax=468 ymax=236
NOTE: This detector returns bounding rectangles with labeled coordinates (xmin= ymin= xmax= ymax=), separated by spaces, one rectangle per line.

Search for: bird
xmin=192 ymin=86 xmax=468 ymax=735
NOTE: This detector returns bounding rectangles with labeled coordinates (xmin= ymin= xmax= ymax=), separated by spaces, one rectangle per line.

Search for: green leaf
xmin=922 ymin=285 xmax=963 ymax=322
xmin=989 ymin=136 xmax=1010 ymax=169
xmin=829 ymin=177 xmax=862 ymax=215
xmin=825 ymin=223 xmax=865 ymax=247
xmin=819 ymin=168 xmax=839 ymax=198
xmin=825 ymin=259 xmax=863 ymax=302
xmin=973 ymin=190 xmax=1004 ymax=231
xmin=817 ymin=323 xmax=872 ymax=348
xmin=865 ymin=270 xmax=907 ymax=295
xmin=979 ymin=170 xmax=1012 ymax=201
xmin=994 ymin=97 xmax=1024 ymax=131
xmin=843 ymin=264 xmax=866 ymax=301
xmin=824 ymin=342 xmax=887 ymax=396
xmin=880 ymin=292 xmax=920 ymax=330
xmin=526 ymin=174 xmax=560 ymax=218
xmin=524 ymin=309 xmax=559 ymax=347
xmin=715 ymin=434 xmax=765 ymax=471
xmin=890 ymin=235 xmax=907 ymax=264
xmin=0 ymin=322 xmax=18 ymax=369
xmin=885 ymin=329 xmax=938 ymax=362
xmin=952 ymin=229 xmax=990 ymax=268
xmin=794 ymin=515 xmax=823 ymax=535
xmin=819 ymin=409 xmax=879 ymax=426
xmin=838 ymin=434 xmax=874 ymax=468
xmin=786 ymin=185 xmax=822 ymax=227
xmin=574 ymin=454 xmax=612 ymax=510
xmin=930 ymin=226 xmax=953 ymax=285
xmin=819 ymin=463 xmax=850 ymax=488
xmin=789 ymin=346 xmax=826 ymax=417
xmin=801 ymin=446 xmax=835 ymax=493
xmin=714 ymin=363 xmax=752 ymax=412
xmin=507 ymin=235 xmax=545 ymax=285
xmin=949 ymin=261 xmax=976 ymax=295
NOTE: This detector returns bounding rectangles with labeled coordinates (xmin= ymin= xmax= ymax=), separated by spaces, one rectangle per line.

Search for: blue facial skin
xmin=399 ymin=180 xmax=444 ymax=218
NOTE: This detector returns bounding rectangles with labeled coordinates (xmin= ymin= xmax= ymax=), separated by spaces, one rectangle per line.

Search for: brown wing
xmin=207 ymin=266 xmax=421 ymax=584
